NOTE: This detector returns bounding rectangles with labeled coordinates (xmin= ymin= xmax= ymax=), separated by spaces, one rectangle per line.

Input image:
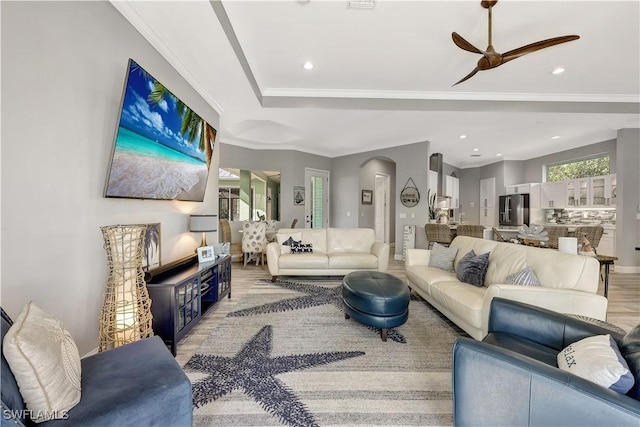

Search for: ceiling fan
xmin=452 ymin=0 xmax=579 ymax=86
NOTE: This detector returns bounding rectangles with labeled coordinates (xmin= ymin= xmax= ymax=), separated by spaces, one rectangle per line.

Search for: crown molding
xmin=110 ymin=1 xmax=225 ymax=115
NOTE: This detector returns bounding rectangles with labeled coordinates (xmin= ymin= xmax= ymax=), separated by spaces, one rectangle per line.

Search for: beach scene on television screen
xmin=106 ymin=59 xmax=216 ymax=201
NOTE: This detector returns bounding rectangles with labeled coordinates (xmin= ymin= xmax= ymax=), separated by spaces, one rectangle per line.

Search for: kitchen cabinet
xmin=480 ymin=177 xmax=496 ymax=208
xmin=598 ymin=228 xmax=616 ymax=256
xmin=445 ymin=175 xmax=459 ymax=209
xmin=566 ymin=178 xmax=590 ymax=208
xmin=590 ymin=174 xmax=616 ymax=208
xmin=480 ymin=207 xmax=495 ymax=227
xmin=541 ymin=182 xmax=566 ymax=209
xmin=428 ymin=170 xmax=438 ymax=198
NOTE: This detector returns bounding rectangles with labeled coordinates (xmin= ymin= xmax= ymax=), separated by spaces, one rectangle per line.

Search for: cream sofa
xmin=267 ymin=228 xmax=389 ymax=280
xmin=405 ymin=236 xmax=607 ymax=340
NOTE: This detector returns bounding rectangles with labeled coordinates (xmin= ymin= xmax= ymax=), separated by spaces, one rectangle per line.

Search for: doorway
xmin=305 ymin=168 xmax=330 ymax=228
xmin=375 ymin=173 xmax=390 ymax=242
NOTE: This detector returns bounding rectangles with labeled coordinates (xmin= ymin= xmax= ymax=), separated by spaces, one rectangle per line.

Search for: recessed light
xmin=551 ymin=67 xmax=565 ymax=75
xmin=303 ymin=61 xmax=314 ymax=70
xmin=496 ymin=153 xmax=502 ymax=157
xmin=472 ymin=148 xmax=479 ymax=152
xmin=459 ymin=134 xmax=467 ymax=139
xmin=551 ymin=135 xmax=560 ymax=140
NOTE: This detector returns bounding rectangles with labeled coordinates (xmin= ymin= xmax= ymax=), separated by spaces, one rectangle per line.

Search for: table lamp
xmin=190 ymin=214 xmax=217 ymax=247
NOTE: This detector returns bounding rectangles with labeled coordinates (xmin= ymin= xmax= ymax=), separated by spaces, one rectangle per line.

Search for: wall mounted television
xmin=104 ymin=59 xmax=216 ymax=201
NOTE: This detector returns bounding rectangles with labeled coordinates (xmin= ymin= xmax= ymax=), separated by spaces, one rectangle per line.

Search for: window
xmin=547 ymin=155 xmax=610 ymax=182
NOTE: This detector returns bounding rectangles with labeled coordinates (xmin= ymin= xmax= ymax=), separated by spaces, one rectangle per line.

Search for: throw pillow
xmin=557 ymin=334 xmax=634 ymax=394
xmin=505 ymin=267 xmax=540 ymax=286
xmin=428 ymin=243 xmax=459 ymax=272
xmin=290 ymin=243 xmax=313 ymax=254
xmin=455 ymin=250 xmax=490 ymax=287
xmin=276 ymin=232 xmax=302 ymax=254
xmin=3 ymin=302 xmax=81 ymax=422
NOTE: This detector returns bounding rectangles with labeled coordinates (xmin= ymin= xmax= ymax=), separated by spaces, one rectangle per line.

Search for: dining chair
xmin=455 ymin=224 xmax=485 ymax=239
xmin=242 ymin=221 xmax=267 ymax=269
xmin=545 ymin=226 xmax=569 ymax=249
xmin=290 ymin=218 xmax=298 ymax=228
xmin=574 ymin=225 xmax=604 ymax=252
xmin=425 ymin=223 xmax=453 ymax=249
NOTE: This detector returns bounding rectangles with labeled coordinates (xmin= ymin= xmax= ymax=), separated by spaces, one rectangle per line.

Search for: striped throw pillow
xmin=506 ymin=267 xmax=540 ymax=286
xmin=428 ymin=243 xmax=459 ymax=272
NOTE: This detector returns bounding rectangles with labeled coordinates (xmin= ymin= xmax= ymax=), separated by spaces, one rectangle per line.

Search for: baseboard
xmin=613 ymin=265 xmax=640 ymax=274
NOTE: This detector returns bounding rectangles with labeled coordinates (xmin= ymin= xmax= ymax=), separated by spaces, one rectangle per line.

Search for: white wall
xmin=1 ymin=1 xmax=220 ymax=354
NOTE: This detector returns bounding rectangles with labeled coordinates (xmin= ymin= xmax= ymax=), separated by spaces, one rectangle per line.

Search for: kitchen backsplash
xmin=545 ymin=209 xmax=616 ymax=226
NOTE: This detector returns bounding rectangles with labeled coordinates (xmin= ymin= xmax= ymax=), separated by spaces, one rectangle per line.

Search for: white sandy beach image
xmin=106 ymin=151 xmax=208 ymax=201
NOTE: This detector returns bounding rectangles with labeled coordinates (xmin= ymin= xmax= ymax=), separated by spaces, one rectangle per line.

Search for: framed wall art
xmin=361 ymin=189 xmax=373 ymax=205
xmin=142 ymin=223 xmax=161 ymax=271
xmin=294 ymin=186 xmax=305 ymax=206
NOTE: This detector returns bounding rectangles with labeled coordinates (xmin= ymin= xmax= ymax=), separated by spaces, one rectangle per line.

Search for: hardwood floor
xmin=175 ymin=251 xmax=640 ymax=365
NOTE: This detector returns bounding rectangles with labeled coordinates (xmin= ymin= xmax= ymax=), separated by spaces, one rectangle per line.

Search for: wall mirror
xmin=218 ymin=168 xmax=281 ymax=221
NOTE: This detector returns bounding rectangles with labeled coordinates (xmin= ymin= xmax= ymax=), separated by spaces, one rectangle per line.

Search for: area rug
xmin=183 ymin=278 xmax=467 ymax=427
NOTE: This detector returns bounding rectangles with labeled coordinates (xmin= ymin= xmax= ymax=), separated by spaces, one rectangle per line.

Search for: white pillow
xmin=277 ymin=232 xmax=302 ymax=254
xmin=3 ymin=302 xmax=81 ymax=422
xmin=557 ymin=334 xmax=634 ymax=394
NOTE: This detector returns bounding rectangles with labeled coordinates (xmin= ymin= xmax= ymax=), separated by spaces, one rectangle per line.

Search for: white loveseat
xmin=405 ymin=236 xmax=608 ymax=340
xmin=266 ymin=228 xmax=389 ymax=280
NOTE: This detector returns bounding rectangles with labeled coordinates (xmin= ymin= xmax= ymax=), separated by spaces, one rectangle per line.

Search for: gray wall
xmin=358 ymin=158 xmax=396 ymax=237
xmin=521 ymin=140 xmax=617 ymax=183
xmin=2 ymin=1 xmax=221 ymax=354
xmin=331 ymin=142 xmax=430 ymax=254
xmin=615 ymin=129 xmax=640 ymax=270
xmin=219 ymin=144 xmax=332 ymax=227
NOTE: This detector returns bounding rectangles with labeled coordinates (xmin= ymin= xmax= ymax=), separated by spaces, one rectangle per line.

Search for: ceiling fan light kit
xmin=452 ymin=0 xmax=579 ymax=86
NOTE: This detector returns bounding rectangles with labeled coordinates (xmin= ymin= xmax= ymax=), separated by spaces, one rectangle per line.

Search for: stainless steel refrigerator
xmin=499 ymin=194 xmax=530 ymax=227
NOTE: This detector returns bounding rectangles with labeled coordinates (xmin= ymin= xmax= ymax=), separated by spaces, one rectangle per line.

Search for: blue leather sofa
xmin=1 ymin=308 xmax=192 ymax=426
xmin=452 ymin=298 xmax=640 ymax=426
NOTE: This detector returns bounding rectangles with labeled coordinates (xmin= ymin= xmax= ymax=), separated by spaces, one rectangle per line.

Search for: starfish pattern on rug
xmin=229 ymin=279 xmax=409 ymax=343
xmin=185 ymin=325 xmax=364 ymax=427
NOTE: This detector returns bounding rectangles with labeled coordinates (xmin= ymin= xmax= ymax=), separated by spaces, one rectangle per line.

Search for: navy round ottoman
xmin=342 ymin=271 xmax=410 ymax=341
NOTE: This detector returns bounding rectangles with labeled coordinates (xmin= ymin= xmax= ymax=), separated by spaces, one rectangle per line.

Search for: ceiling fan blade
xmin=452 ymin=32 xmax=484 ymax=55
xmin=501 ymin=35 xmax=580 ymax=64
xmin=453 ymin=67 xmax=480 ymax=86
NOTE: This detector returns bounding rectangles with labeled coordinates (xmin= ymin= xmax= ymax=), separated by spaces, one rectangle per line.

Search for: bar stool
xmin=425 ymin=223 xmax=453 ymax=249
xmin=455 ymin=224 xmax=485 ymax=239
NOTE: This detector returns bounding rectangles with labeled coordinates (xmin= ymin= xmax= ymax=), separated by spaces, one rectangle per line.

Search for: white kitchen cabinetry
xmin=566 ymin=178 xmax=590 ymax=208
xmin=428 ymin=170 xmax=438 ymax=198
xmin=598 ymin=228 xmax=616 ymax=256
xmin=480 ymin=177 xmax=496 ymax=208
xmin=541 ymin=182 xmax=566 ymax=209
xmin=480 ymin=207 xmax=495 ymax=227
xmin=444 ymin=175 xmax=459 ymax=209
xmin=505 ymin=183 xmax=540 ymax=208
xmin=590 ymin=174 xmax=616 ymax=208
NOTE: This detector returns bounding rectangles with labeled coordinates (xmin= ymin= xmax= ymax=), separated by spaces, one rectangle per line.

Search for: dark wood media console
xmin=146 ymin=254 xmax=231 ymax=355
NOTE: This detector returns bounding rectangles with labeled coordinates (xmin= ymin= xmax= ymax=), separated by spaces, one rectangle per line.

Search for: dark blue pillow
xmin=455 ymin=250 xmax=490 ymax=287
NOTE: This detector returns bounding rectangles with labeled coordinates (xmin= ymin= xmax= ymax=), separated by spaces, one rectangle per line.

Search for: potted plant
xmin=427 ymin=189 xmax=438 ymax=223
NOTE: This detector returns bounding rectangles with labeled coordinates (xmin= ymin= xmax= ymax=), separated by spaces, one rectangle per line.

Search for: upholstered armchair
xmin=452 ymin=298 xmax=640 ymax=426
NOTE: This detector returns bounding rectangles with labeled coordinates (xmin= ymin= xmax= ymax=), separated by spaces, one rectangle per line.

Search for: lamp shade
xmin=190 ymin=214 xmax=217 ymax=232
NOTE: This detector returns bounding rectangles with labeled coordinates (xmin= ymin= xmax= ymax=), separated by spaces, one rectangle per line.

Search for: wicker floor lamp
xmin=99 ymin=224 xmax=154 ymax=352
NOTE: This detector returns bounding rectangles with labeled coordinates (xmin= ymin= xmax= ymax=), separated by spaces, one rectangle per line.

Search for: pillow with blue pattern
xmin=290 ymin=243 xmax=313 ymax=254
